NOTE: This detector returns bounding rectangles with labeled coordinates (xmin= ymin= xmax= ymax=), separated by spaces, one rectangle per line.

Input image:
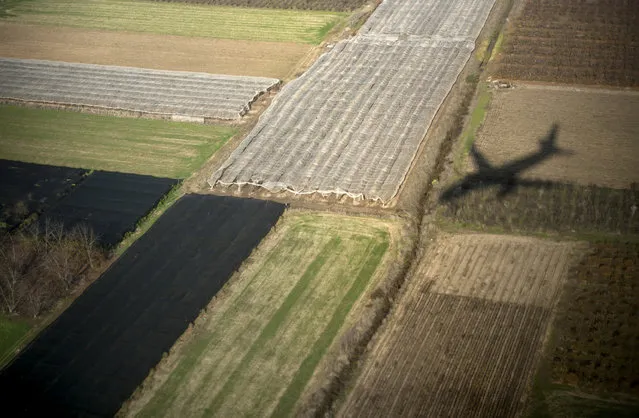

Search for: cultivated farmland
xmin=340 ymin=233 xmax=575 ymax=417
xmin=122 ymin=212 xmax=391 ymax=417
xmin=142 ymin=0 xmax=369 ymax=12
xmin=0 ymin=159 xmax=87 ymax=231
xmin=0 ymin=105 xmax=237 ymax=179
xmin=0 ymin=195 xmax=285 ymax=416
xmin=0 ymin=23 xmax=309 ymax=79
xmin=2 ymin=0 xmax=345 ymax=44
xmin=41 ymin=172 xmax=178 ymax=247
xmin=471 ymin=86 xmax=639 ymax=189
xmin=494 ymin=0 xmax=639 ymax=87
xmin=0 ymin=58 xmax=279 ymax=120
xmin=528 ymin=241 xmax=639 ymax=416
xmin=210 ymin=0 xmax=497 ymax=202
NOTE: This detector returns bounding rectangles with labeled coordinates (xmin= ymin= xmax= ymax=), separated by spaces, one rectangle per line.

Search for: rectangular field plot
xmin=340 ymin=233 xmax=575 ymax=417
xmin=2 ymin=0 xmax=345 ymax=44
xmin=0 ymin=23 xmax=311 ymax=79
xmin=211 ymin=37 xmax=475 ymax=202
xmin=495 ymin=0 xmax=639 ymax=86
xmin=0 ymin=159 xmax=87 ymax=231
xmin=472 ymin=87 xmax=639 ymax=189
xmin=0 ymin=58 xmax=279 ymax=120
xmin=141 ymin=0 xmax=368 ymax=12
xmin=40 ymin=171 xmax=178 ymax=247
xmin=0 ymin=105 xmax=237 ymax=179
xmin=122 ymin=213 xmax=391 ymax=418
xmin=360 ymin=0 xmax=496 ymax=38
xmin=0 ymin=195 xmax=286 ymax=417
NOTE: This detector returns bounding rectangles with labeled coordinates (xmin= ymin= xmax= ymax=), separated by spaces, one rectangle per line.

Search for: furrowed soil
xmin=494 ymin=0 xmax=639 ymax=87
xmin=471 ymin=86 xmax=639 ymax=189
xmin=142 ymin=0 xmax=370 ymax=12
xmin=121 ymin=212 xmax=392 ymax=418
xmin=0 ymin=105 xmax=237 ymax=179
xmin=0 ymin=22 xmax=311 ymax=79
xmin=339 ymin=233 xmax=576 ymax=418
xmin=527 ymin=241 xmax=639 ymax=417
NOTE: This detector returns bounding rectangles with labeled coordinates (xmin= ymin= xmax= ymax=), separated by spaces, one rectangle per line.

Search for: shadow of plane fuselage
xmin=441 ymin=124 xmax=572 ymax=201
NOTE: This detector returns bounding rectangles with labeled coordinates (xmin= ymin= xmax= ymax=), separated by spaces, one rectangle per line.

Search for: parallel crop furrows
xmin=340 ymin=234 xmax=575 ymax=417
xmin=210 ymin=0 xmax=497 ymax=202
xmin=0 ymin=58 xmax=279 ymax=120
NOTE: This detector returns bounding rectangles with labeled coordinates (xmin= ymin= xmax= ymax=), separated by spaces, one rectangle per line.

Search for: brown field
xmin=339 ymin=233 xmax=575 ymax=417
xmin=551 ymin=242 xmax=639 ymax=395
xmin=494 ymin=0 xmax=639 ymax=87
xmin=471 ymin=86 xmax=639 ymax=189
xmin=526 ymin=241 xmax=639 ymax=416
xmin=0 ymin=22 xmax=311 ymax=79
xmin=142 ymin=0 xmax=370 ymax=12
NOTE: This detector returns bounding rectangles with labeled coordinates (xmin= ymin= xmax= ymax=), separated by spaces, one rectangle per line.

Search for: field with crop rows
xmin=340 ymin=233 xmax=575 ymax=417
xmin=41 ymin=172 xmax=178 ymax=246
xmin=211 ymin=0 xmax=497 ymax=202
xmin=123 ymin=212 xmax=390 ymax=418
xmin=0 ymin=195 xmax=286 ymax=416
xmin=494 ymin=0 xmax=639 ymax=86
xmin=527 ymin=241 xmax=639 ymax=417
xmin=0 ymin=58 xmax=278 ymax=120
xmin=0 ymin=23 xmax=310 ymax=79
xmin=2 ymin=0 xmax=344 ymax=44
xmin=142 ymin=0 xmax=368 ymax=12
xmin=471 ymin=87 xmax=639 ymax=189
xmin=0 ymin=105 xmax=237 ymax=179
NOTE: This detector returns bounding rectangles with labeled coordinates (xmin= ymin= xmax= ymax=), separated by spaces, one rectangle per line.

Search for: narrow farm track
xmin=340 ymin=234 xmax=575 ymax=417
xmin=0 ymin=58 xmax=279 ymax=120
xmin=210 ymin=0 xmax=497 ymax=202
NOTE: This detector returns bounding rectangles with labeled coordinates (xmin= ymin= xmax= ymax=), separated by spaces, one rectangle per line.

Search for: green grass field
xmin=0 ymin=315 xmax=32 ymax=367
xmin=2 ymin=0 xmax=345 ymax=44
xmin=122 ymin=213 xmax=391 ymax=418
xmin=0 ymin=106 xmax=237 ymax=179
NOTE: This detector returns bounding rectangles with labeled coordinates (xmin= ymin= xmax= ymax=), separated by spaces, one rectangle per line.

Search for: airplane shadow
xmin=440 ymin=123 xmax=574 ymax=202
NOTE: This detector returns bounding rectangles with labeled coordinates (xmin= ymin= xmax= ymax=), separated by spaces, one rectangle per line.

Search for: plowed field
xmin=0 ymin=23 xmax=309 ymax=79
xmin=340 ymin=233 xmax=575 ymax=417
xmin=122 ymin=213 xmax=391 ymax=418
xmin=471 ymin=86 xmax=639 ymax=189
xmin=494 ymin=0 xmax=639 ymax=87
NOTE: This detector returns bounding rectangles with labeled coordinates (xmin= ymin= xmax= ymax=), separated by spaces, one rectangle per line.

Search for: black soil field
xmin=0 ymin=159 xmax=87 ymax=231
xmin=0 ymin=194 xmax=286 ymax=417
xmin=41 ymin=171 xmax=178 ymax=246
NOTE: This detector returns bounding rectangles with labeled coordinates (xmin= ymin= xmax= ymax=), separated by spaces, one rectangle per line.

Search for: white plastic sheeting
xmin=0 ymin=58 xmax=279 ymax=120
xmin=211 ymin=0 xmax=497 ymax=202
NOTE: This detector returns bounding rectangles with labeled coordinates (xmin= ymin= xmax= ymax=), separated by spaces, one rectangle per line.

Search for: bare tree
xmin=71 ymin=223 xmax=99 ymax=269
xmin=0 ymin=235 xmax=29 ymax=314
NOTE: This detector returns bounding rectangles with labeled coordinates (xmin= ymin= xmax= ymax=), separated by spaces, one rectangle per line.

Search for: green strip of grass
xmin=0 ymin=315 xmax=32 ymax=367
xmin=0 ymin=105 xmax=237 ymax=179
xmin=3 ymin=0 xmax=346 ymax=44
xmin=454 ymin=82 xmax=492 ymax=174
xmin=204 ymin=236 xmax=343 ymax=414
xmin=271 ymin=239 xmax=389 ymax=417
